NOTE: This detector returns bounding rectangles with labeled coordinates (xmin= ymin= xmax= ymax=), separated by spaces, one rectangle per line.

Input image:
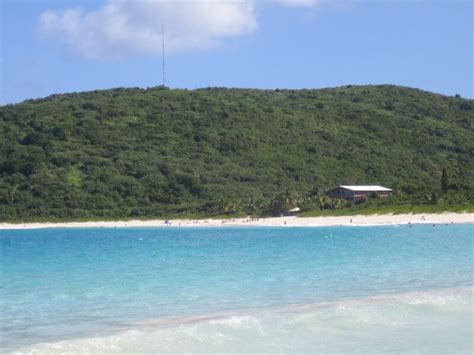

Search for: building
xmin=327 ymin=185 xmax=392 ymax=201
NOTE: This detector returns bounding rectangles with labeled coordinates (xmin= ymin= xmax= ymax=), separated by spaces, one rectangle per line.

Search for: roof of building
xmin=339 ymin=185 xmax=392 ymax=192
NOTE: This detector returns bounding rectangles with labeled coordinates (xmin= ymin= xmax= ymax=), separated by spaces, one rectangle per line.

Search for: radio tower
xmin=161 ymin=25 xmax=166 ymax=87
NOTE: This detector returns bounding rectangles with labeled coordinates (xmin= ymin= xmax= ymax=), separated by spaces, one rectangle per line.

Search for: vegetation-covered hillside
xmin=0 ymin=85 xmax=473 ymax=220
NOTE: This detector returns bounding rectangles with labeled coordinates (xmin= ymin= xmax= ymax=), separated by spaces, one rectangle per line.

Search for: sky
xmin=1 ymin=0 xmax=472 ymax=105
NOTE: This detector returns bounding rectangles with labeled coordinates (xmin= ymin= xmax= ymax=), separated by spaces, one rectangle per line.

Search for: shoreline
xmin=0 ymin=212 xmax=472 ymax=230
xmin=9 ymin=286 xmax=473 ymax=353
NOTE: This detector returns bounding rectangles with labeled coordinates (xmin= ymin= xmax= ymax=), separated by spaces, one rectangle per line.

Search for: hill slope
xmin=0 ymin=85 xmax=473 ymax=220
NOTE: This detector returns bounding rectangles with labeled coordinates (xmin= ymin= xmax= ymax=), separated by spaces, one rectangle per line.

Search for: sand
xmin=0 ymin=212 xmax=472 ymax=230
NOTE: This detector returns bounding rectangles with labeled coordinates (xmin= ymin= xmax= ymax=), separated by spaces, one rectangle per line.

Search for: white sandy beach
xmin=0 ymin=212 xmax=472 ymax=230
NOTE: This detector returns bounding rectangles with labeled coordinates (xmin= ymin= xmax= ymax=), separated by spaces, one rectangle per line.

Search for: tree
xmin=426 ymin=192 xmax=439 ymax=205
xmin=441 ymin=167 xmax=449 ymax=193
xmin=266 ymin=190 xmax=299 ymax=216
xmin=0 ymin=85 xmax=472 ymax=221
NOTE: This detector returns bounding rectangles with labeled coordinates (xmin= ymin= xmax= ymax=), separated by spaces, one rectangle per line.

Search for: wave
xmin=11 ymin=287 xmax=473 ymax=354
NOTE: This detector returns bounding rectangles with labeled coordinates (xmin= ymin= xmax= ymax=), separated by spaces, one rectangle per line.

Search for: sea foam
xmin=12 ymin=288 xmax=473 ymax=354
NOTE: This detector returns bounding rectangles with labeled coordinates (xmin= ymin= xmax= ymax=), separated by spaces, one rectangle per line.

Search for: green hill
xmin=0 ymin=85 xmax=473 ymax=220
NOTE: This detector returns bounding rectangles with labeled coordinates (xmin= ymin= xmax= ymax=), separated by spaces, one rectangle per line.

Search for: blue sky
xmin=1 ymin=0 xmax=472 ymax=105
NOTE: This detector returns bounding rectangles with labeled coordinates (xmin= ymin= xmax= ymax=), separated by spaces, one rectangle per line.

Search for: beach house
xmin=327 ymin=185 xmax=392 ymax=201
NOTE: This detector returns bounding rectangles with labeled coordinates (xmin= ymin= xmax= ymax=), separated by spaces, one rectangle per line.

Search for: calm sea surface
xmin=1 ymin=225 xmax=473 ymax=353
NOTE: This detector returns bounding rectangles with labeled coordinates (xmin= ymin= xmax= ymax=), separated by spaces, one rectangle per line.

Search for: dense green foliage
xmin=0 ymin=85 xmax=473 ymax=220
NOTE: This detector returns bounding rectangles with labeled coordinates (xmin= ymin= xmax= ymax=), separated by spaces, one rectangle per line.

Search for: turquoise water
xmin=1 ymin=225 xmax=473 ymax=353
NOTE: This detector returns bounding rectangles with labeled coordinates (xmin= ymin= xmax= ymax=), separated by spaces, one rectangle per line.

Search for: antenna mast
xmin=161 ymin=25 xmax=166 ymax=87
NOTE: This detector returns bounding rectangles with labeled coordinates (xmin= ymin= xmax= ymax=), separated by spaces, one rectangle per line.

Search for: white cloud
xmin=38 ymin=0 xmax=318 ymax=60
xmin=269 ymin=0 xmax=319 ymax=6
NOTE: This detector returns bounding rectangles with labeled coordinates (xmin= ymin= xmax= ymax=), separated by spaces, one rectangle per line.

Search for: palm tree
xmin=267 ymin=190 xmax=300 ymax=216
xmin=317 ymin=195 xmax=332 ymax=210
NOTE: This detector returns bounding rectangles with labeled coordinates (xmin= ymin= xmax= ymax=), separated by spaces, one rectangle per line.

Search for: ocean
xmin=1 ymin=225 xmax=472 ymax=353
